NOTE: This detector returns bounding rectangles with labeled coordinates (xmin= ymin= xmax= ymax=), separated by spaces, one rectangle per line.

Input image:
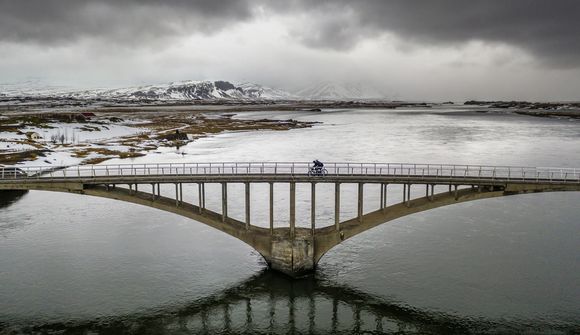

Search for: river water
xmin=1 ymin=107 xmax=579 ymax=334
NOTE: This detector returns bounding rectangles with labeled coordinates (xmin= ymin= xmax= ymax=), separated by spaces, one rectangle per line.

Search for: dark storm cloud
xmin=1 ymin=1 xmax=580 ymax=67
xmin=279 ymin=0 xmax=580 ymax=68
xmin=0 ymin=0 xmax=256 ymax=44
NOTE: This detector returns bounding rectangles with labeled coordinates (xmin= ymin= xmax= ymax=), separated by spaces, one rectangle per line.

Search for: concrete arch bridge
xmin=1 ymin=162 xmax=579 ymax=277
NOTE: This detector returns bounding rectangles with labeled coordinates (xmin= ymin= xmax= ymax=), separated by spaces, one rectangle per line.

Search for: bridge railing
xmin=1 ymin=162 xmax=579 ymax=183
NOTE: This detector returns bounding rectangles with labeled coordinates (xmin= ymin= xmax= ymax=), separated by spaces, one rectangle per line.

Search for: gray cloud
xmin=1 ymin=0 xmax=579 ymax=68
xmin=279 ymin=0 xmax=580 ymax=68
xmin=0 ymin=0 xmax=256 ymax=44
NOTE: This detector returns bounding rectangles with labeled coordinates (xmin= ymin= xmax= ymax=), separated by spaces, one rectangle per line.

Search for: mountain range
xmin=0 ymin=80 xmax=389 ymax=101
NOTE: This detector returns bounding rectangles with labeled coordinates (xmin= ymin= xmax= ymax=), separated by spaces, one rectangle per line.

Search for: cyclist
xmin=313 ymin=159 xmax=324 ymax=173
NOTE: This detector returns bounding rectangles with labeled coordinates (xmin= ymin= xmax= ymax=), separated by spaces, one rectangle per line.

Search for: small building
xmin=26 ymin=132 xmax=42 ymax=141
xmin=81 ymin=112 xmax=96 ymax=120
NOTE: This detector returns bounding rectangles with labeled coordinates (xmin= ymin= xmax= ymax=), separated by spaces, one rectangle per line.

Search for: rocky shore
xmin=464 ymin=100 xmax=580 ymax=120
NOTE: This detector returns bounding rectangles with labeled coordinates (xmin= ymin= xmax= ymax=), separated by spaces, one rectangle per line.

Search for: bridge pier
xmin=265 ymin=228 xmax=316 ymax=277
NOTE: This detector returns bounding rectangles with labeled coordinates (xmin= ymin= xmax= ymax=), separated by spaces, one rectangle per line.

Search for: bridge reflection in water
xmin=11 ymin=270 xmax=562 ymax=335
xmin=0 ymin=190 xmax=27 ymax=208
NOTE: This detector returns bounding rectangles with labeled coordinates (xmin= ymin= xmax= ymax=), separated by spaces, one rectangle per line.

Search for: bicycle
xmin=308 ymin=166 xmax=328 ymax=177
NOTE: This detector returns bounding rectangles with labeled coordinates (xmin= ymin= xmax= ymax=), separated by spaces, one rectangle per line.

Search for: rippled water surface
xmin=1 ymin=107 xmax=579 ymax=334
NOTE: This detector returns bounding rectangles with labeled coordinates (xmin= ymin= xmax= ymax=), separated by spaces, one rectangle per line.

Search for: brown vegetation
xmin=0 ymin=150 xmax=47 ymax=164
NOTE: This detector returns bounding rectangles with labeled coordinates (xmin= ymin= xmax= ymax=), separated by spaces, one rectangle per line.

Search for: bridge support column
xmin=198 ymin=183 xmax=205 ymax=213
xmin=222 ymin=183 xmax=228 ymax=222
xmin=357 ymin=183 xmax=363 ymax=223
xmin=269 ymin=182 xmax=274 ymax=234
xmin=335 ymin=183 xmax=340 ymax=230
xmin=311 ymin=183 xmax=316 ymax=234
xmin=290 ymin=182 xmax=296 ymax=238
xmin=380 ymin=183 xmax=384 ymax=209
xmin=245 ymin=182 xmax=250 ymax=230
xmin=382 ymin=183 xmax=387 ymax=211
xmin=175 ymin=183 xmax=179 ymax=206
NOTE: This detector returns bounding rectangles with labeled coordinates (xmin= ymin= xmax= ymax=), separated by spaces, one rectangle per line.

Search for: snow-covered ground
xmin=16 ymin=151 xmax=85 ymax=168
xmin=0 ymin=132 xmax=26 ymax=140
xmin=20 ymin=123 xmax=145 ymax=144
xmin=0 ymin=115 xmax=151 ymax=167
xmin=0 ymin=141 xmax=36 ymax=152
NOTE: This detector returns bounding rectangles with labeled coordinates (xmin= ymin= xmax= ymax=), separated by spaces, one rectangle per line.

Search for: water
xmin=1 ymin=107 xmax=579 ymax=334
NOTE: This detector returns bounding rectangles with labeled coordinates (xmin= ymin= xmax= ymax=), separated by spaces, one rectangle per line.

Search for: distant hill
xmin=295 ymin=81 xmax=388 ymax=100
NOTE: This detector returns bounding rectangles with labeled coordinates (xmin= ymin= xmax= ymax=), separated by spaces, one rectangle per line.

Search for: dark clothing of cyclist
xmin=310 ymin=160 xmax=325 ymax=176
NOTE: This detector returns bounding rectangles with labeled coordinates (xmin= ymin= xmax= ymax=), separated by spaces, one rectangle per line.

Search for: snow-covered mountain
xmin=295 ymin=82 xmax=388 ymax=100
xmin=1 ymin=80 xmax=296 ymax=101
xmin=235 ymin=82 xmax=298 ymax=100
xmin=1 ymin=79 xmax=390 ymax=101
xmin=65 ymin=80 xmax=296 ymax=101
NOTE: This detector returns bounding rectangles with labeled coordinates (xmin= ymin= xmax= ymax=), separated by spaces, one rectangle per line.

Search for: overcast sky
xmin=1 ymin=0 xmax=579 ymax=101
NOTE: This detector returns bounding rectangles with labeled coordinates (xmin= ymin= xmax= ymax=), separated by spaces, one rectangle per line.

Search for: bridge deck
xmin=1 ymin=162 xmax=579 ymax=185
xmin=0 ymin=174 xmax=578 ymax=188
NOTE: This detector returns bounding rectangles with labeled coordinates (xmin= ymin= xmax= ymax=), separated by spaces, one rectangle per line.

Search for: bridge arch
xmin=3 ymin=181 xmax=579 ymax=277
xmin=1 ymin=184 xmax=274 ymax=262
xmin=312 ymin=183 xmax=580 ymax=263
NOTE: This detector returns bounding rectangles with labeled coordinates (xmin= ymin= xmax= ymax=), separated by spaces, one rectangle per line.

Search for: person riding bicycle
xmin=313 ymin=159 xmax=324 ymax=173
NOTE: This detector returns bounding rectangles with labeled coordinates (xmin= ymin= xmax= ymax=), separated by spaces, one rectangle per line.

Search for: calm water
xmin=1 ymin=107 xmax=579 ymax=334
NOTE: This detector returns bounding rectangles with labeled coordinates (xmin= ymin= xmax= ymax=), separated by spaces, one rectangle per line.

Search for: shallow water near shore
xmin=1 ymin=107 xmax=579 ymax=334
